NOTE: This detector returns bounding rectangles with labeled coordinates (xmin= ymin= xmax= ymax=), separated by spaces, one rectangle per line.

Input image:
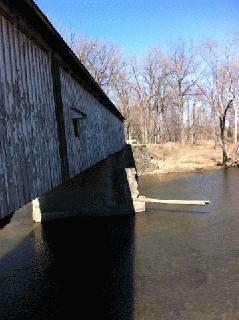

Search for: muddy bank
xmin=131 ymin=142 xmax=228 ymax=176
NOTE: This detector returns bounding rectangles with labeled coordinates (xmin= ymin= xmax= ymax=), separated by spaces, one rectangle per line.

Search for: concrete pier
xmin=32 ymin=146 xmax=142 ymax=222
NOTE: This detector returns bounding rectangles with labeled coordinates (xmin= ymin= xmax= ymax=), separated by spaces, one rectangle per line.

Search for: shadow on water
xmin=3 ymin=165 xmax=239 ymax=319
xmin=0 ymin=215 xmax=135 ymax=320
xmin=0 ymin=212 xmax=14 ymax=229
xmin=0 ymin=145 xmax=137 ymax=320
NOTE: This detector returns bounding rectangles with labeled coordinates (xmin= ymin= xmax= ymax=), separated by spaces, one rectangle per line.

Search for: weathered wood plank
xmin=0 ymin=8 xmax=125 ymax=220
xmin=59 ymin=68 xmax=125 ymax=178
xmin=0 ymin=14 xmax=62 ymax=218
xmin=140 ymin=196 xmax=210 ymax=206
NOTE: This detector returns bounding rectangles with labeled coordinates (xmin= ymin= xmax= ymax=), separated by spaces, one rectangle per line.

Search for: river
xmin=1 ymin=169 xmax=239 ymax=319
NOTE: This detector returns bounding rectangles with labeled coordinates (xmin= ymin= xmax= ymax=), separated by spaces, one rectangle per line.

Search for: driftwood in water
xmin=139 ymin=196 xmax=210 ymax=206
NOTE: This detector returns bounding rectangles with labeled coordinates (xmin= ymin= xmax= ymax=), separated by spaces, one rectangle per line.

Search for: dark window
xmin=73 ymin=118 xmax=81 ymax=137
xmin=71 ymin=108 xmax=87 ymax=137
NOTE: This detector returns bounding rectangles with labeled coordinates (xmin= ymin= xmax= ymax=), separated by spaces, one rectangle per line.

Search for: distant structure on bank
xmin=0 ymin=0 xmax=127 ymax=221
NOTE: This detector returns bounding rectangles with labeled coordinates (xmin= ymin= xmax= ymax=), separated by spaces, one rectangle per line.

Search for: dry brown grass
xmin=143 ymin=140 xmax=234 ymax=173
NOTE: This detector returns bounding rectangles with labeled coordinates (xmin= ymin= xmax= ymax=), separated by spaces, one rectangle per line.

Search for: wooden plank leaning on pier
xmin=139 ymin=196 xmax=210 ymax=206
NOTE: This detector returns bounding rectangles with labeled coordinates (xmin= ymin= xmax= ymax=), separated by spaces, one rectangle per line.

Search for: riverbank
xmin=131 ymin=141 xmax=235 ymax=176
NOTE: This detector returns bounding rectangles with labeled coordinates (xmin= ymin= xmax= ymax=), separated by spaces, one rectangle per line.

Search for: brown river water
xmin=1 ymin=168 xmax=239 ymax=319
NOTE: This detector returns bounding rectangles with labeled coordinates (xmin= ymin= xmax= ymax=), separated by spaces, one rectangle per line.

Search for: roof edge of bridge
xmin=1 ymin=0 xmax=125 ymax=122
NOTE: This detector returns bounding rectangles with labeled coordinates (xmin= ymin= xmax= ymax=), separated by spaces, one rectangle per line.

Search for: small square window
xmin=73 ymin=118 xmax=81 ymax=137
xmin=71 ymin=108 xmax=87 ymax=137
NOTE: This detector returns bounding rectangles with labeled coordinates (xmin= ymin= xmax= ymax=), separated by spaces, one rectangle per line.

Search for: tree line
xmin=67 ymin=32 xmax=239 ymax=165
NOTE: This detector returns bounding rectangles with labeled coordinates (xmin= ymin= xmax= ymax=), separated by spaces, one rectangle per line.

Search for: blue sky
xmin=35 ymin=0 xmax=239 ymax=56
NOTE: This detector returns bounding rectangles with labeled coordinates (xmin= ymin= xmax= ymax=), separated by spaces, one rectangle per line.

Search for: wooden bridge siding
xmin=60 ymin=68 xmax=125 ymax=178
xmin=0 ymin=15 xmax=62 ymax=218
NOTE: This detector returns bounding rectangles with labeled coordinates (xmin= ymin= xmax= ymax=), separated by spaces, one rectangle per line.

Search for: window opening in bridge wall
xmin=71 ymin=108 xmax=87 ymax=137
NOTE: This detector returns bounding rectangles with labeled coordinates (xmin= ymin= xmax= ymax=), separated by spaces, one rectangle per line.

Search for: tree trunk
xmin=231 ymin=106 xmax=238 ymax=162
xmin=178 ymin=80 xmax=184 ymax=144
xmin=219 ymin=116 xmax=228 ymax=165
xmin=144 ymin=121 xmax=148 ymax=144
xmin=179 ymin=106 xmax=184 ymax=143
xmin=192 ymin=104 xmax=197 ymax=144
xmin=187 ymin=103 xmax=190 ymax=143
xmin=234 ymin=106 xmax=238 ymax=147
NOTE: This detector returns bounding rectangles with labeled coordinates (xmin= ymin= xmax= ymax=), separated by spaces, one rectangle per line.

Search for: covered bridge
xmin=0 ymin=0 xmax=132 ymax=221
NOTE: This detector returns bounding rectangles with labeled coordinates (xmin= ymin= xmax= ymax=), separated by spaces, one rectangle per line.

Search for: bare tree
xmin=69 ymin=34 xmax=126 ymax=97
xmin=167 ymin=41 xmax=198 ymax=143
xmin=199 ymin=41 xmax=239 ymax=165
xmin=113 ymin=69 xmax=135 ymax=140
xmin=143 ymin=48 xmax=172 ymax=143
xmin=62 ymin=30 xmax=239 ymax=154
